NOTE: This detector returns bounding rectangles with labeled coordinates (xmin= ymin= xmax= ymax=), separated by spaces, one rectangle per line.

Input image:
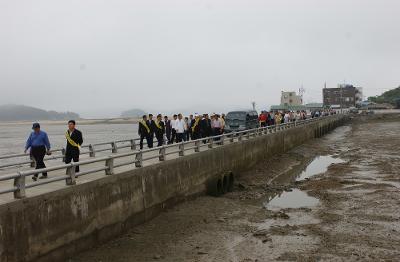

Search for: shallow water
xmin=264 ymin=189 xmax=319 ymax=211
xmin=296 ymin=155 xmax=344 ymax=181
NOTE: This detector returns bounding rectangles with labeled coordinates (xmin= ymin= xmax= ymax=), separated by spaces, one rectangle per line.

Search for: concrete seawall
xmin=0 ymin=115 xmax=348 ymax=262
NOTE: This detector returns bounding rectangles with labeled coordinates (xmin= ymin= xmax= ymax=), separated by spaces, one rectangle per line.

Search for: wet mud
xmin=71 ymin=116 xmax=400 ymax=262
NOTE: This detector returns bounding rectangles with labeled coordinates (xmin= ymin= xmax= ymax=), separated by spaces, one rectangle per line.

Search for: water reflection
xmin=264 ymin=189 xmax=319 ymax=211
xmin=263 ymin=155 xmax=344 ymax=211
xmin=296 ymin=155 xmax=344 ymax=181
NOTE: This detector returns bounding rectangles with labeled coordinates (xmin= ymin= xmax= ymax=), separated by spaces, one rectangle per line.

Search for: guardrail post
xmin=130 ymin=139 xmax=136 ymax=150
xmin=246 ymin=131 xmax=250 ymax=139
xmin=105 ymin=158 xmax=114 ymax=175
xmin=220 ymin=135 xmax=225 ymax=145
xmin=195 ymin=140 xmax=200 ymax=152
xmin=89 ymin=144 xmax=95 ymax=157
xmin=29 ymin=154 xmax=36 ymax=168
xmin=229 ymin=134 xmax=234 ymax=142
xmin=66 ymin=164 xmax=76 ymax=185
xmin=208 ymin=138 xmax=213 ymax=148
xmin=135 ymin=151 xmax=143 ymax=167
xmin=111 ymin=142 xmax=118 ymax=153
xmin=179 ymin=142 xmax=185 ymax=156
xmin=14 ymin=172 xmax=26 ymax=199
xmin=159 ymin=146 xmax=166 ymax=161
xmin=61 ymin=148 xmax=66 ymax=162
xmin=238 ymin=133 xmax=242 ymax=141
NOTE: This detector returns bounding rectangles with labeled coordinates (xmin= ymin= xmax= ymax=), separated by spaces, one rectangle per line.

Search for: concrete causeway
xmin=0 ymin=115 xmax=347 ymax=262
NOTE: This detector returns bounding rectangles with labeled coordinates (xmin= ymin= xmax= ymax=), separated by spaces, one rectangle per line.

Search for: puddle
xmin=264 ymin=189 xmax=319 ymax=211
xmin=296 ymin=155 xmax=344 ymax=181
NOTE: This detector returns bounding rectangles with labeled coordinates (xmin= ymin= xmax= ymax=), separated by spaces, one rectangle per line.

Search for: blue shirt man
xmin=25 ymin=123 xmax=51 ymax=180
xmin=25 ymin=129 xmax=51 ymax=152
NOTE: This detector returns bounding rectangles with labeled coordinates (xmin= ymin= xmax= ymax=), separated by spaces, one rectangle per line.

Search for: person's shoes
xmin=32 ymin=176 xmax=37 ymax=181
xmin=39 ymin=175 xmax=48 ymax=179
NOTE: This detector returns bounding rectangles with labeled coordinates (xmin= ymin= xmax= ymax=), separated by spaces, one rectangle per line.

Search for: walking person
xmin=284 ymin=112 xmax=290 ymax=123
xmin=184 ymin=117 xmax=190 ymax=141
xmin=175 ymin=114 xmax=186 ymax=142
xmin=146 ymin=114 xmax=155 ymax=148
xmin=200 ymin=114 xmax=212 ymax=143
xmin=138 ymin=115 xmax=151 ymax=149
xmin=25 ymin=123 xmax=51 ymax=181
xmin=191 ymin=114 xmax=201 ymax=140
xmin=65 ymin=120 xmax=83 ymax=173
xmin=154 ymin=114 xmax=165 ymax=147
xmin=258 ymin=111 xmax=267 ymax=127
xmin=170 ymin=114 xmax=178 ymax=144
xmin=164 ymin=116 xmax=171 ymax=144
xmin=188 ymin=114 xmax=194 ymax=140
xmin=220 ymin=113 xmax=226 ymax=134
xmin=212 ymin=114 xmax=222 ymax=142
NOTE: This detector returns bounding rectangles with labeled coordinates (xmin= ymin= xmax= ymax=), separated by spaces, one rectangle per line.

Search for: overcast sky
xmin=0 ymin=0 xmax=399 ymax=118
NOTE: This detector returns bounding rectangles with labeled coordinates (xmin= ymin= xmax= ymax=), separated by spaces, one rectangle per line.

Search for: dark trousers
xmin=213 ymin=128 xmax=221 ymax=139
xmin=148 ymin=133 xmax=154 ymax=148
xmin=176 ymin=133 xmax=184 ymax=143
xmin=140 ymin=134 xmax=152 ymax=149
xmin=156 ymin=133 xmax=164 ymax=147
xmin=189 ymin=130 xmax=193 ymax=140
xmin=65 ymin=152 xmax=80 ymax=173
xmin=192 ymin=131 xmax=201 ymax=140
xmin=31 ymin=146 xmax=47 ymax=177
xmin=170 ymin=129 xmax=176 ymax=144
xmin=166 ymin=130 xmax=171 ymax=144
xmin=184 ymin=131 xmax=190 ymax=141
xmin=202 ymin=132 xmax=210 ymax=144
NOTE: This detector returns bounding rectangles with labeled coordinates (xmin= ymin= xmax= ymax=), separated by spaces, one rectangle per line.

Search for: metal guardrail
xmin=0 ymin=115 xmax=341 ymax=199
xmin=0 ymin=137 xmax=145 ymax=169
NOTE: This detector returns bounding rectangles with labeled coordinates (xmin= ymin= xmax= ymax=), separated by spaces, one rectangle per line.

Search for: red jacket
xmin=258 ymin=114 xmax=267 ymax=122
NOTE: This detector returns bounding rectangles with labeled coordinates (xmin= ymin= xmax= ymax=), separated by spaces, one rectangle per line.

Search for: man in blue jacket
xmin=24 ymin=123 xmax=51 ymax=181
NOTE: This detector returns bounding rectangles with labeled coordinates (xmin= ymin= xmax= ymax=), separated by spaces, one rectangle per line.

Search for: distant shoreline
xmin=0 ymin=117 xmax=140 ymax=126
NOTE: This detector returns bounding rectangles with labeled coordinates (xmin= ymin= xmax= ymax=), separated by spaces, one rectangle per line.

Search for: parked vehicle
xmin=349 ymin=107 xmax=359 ymax=114
xmin=224 ymin=110 xmax=259 ymax=133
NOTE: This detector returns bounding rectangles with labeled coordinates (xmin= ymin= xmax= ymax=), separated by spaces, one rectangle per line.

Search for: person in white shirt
xmin=220 ymin=114 xmax=226 ymax=133
xmin=212 ymin=114 xmax=222 ymax=136
xmin=284 ymin=112 xmax=290 ymax=123
xmin=175 ymin=114 xmax=187 ymax=142
xmin=170 ymin=114 xmax=178 ymax=144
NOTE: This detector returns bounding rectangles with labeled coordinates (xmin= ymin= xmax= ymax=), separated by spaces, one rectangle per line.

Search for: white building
xmin=280 ymin=91 xmax=303 ymax=106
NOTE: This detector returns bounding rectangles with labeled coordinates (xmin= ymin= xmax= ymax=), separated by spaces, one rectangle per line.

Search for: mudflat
xmin=71 ymin=116 xmax=400 ymax=262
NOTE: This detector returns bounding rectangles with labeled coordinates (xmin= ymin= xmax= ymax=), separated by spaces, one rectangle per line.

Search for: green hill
xmin=368 ymin=86 xmax=400 ymax=106
xmin=0 ymin=105 xmax=80 ymax=121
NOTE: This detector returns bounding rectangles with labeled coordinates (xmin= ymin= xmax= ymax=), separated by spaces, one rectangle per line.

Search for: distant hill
xmin=121 ymin=108 xmax=146 ymax=118
xmin=0 ymin=105 xmax=80 ymax=121
xmin=368 ymin=86 xmax=400 ymax=106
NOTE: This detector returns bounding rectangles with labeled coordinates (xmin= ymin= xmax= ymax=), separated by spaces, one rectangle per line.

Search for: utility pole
xmin=251 ymin=101 xmax=256 ymax=111
xmin=340 ymin=83 xmax=343 ymax=114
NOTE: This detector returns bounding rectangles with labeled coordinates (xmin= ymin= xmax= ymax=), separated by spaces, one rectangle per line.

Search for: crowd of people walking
xmin=258 ymin=109 xmax=336 ymax=127
xmin=24 ymin=120 xmax=83 ymax=181
xmin=23 ymin=109 xmax=337 ymax=179
xmin=138 ymin=113 xmax=226 ymax=149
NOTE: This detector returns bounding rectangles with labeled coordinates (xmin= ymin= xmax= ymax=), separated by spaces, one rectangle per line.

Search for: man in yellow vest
xmin=65 ymin=120 xmax=83 ymax=173
xmin=154 ymin=114 xmax=165 ymax=146
xmin=138 ymin=115 xmax=151 ymax=149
